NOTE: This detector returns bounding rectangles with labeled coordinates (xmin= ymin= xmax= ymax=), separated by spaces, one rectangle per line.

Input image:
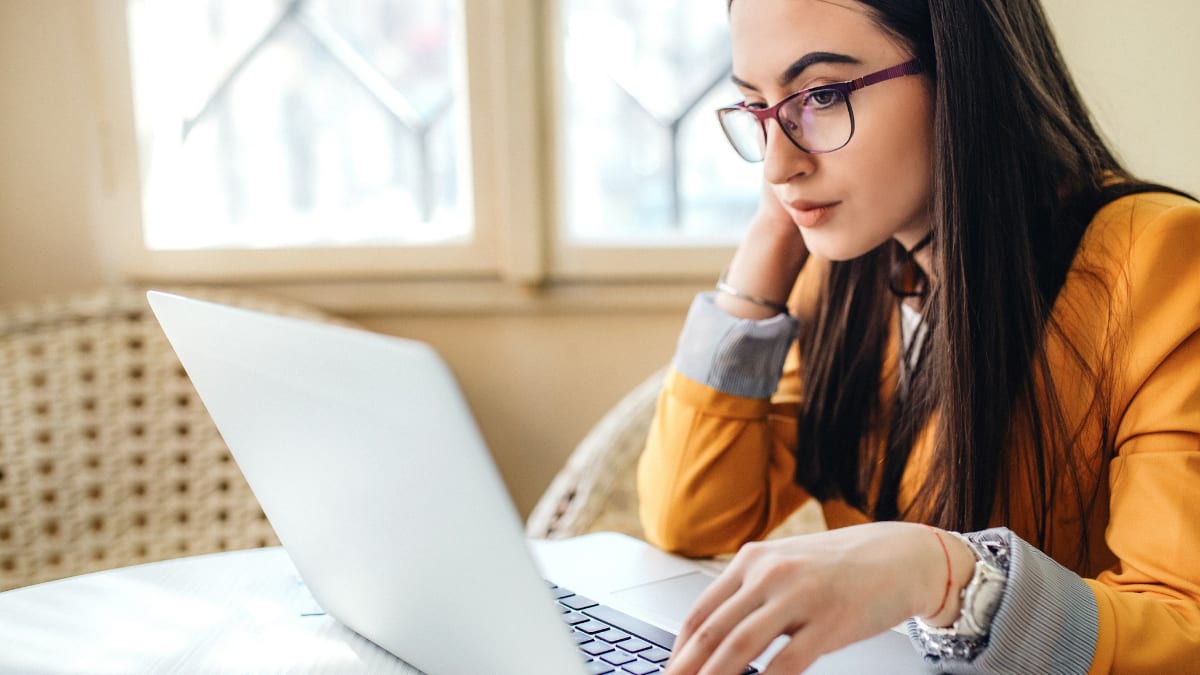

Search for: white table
xmin=0 ymin=539 xmax=929 ymax=674
xmin=0 ymin=547 xmax=417 ymax=674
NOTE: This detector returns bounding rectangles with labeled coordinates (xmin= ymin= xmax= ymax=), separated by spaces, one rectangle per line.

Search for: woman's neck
xmin=893 ymin=227 xmax=935 ymax=312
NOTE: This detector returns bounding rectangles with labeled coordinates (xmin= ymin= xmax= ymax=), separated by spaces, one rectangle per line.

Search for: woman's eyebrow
xmin=731 ymin=51 xmax=862 ymax=92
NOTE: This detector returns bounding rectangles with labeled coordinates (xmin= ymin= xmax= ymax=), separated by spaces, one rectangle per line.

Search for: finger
xmin=761 ymin=618 xmax=857 ymax=675
xmin=702 ymin=603 xmax=795 ymax=675
xmin=676 ymin=542 xmax=771 ymax=651
xmin=760 ymin=629 xmax=820 ymax=675
xmin=667 ymin=585 xmax=767 ymax=675
xmin=673 ymin=561 xmax=750 ymax=652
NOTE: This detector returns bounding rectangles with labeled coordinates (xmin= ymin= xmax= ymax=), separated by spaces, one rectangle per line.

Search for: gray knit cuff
xmin=672 ymin=292 xmax=799 ymax=399
xmin=905 ymin=527 xmax=1098 ymax=674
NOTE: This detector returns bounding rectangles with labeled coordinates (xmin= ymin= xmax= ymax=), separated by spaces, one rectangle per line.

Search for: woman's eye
xmin=745 ymin=101 xmax=767 ymax=110
xmin=804 ymin=89 xmax=841 ymax=109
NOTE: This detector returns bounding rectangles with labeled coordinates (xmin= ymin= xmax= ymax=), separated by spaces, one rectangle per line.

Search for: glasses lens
xmin=779 ymin=88 xmax=852 ymax=153
xmin=718 ymin=108 xmax=766 ymax=162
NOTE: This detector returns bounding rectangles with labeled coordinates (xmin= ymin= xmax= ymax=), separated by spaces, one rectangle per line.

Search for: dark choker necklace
xmin=888 ymin=232 xmax=934 ymax=299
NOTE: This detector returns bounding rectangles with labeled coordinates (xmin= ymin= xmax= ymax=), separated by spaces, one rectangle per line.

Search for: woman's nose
xmin=761 ymin=120 xmax=816 ymax=186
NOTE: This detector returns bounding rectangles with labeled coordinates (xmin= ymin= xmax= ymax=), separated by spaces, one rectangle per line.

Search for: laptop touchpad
xmin=610 ymin=571 xmax=714 ymax=630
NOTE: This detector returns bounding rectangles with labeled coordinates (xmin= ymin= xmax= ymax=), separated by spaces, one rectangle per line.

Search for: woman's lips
xmin=786 ymin=200 xmax=840 ymax=229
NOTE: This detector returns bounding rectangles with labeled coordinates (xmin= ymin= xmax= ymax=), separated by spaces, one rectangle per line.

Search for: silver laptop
xmin=146 ymin=291 xmax=926 ymax=675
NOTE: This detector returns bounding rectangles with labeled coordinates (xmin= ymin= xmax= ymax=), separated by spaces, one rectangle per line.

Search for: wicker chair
xmin=525 ymin=367 xmax=828 ymax=545
xmin=0 ymin=286 xmax=352 ymax=590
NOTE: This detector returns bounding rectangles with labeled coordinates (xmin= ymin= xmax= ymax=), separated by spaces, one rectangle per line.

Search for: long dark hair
xmin=771 ymin=0 xmax=1192 ymax=568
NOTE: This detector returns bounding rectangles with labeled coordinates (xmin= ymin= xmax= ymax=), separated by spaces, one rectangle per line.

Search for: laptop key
xmin=572 ymin=631 xmax=595 ymax=645
xmin=562 ymin=611 xmax=591 ymax=626
xmin=622 ymin=661 xmax=660 ymax=675
xmin=576 ymin=620 xmax=611 ymax=634
xmin=638 ymin=647 xmax=670 ymax=664
xmin=595 ymin=628 xmax=631 ymax=643
xmin=561 ymin=594 xmax=600 ymax=610
xmin=585 ymin=661 xmax=616 ymax=675
xmin=581 ymin=641 xmax=616 ymax=657
xmin=600 ymin=651 xmax=637 ymax=667
xmin=618 ymin=638 xmax=652 ymax=653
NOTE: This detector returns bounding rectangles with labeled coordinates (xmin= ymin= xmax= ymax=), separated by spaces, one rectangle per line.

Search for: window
xmin=93 ymin=1 xmax=755 ymax=289
xmin=559 ymin=1 xmax=758 ymax=243
xmin=126 ymin=0 xmax=470 ymax=251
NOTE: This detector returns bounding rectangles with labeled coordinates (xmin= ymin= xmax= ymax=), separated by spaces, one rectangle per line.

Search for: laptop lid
xmin=147 ymin=291 xmax=584 ymax=675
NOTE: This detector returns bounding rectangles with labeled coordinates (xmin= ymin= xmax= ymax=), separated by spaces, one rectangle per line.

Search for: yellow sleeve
xmin=1086 ymin=198 xmax=1200 ymax=673
xmin=637 ymin=350 xmax=811 ymax=557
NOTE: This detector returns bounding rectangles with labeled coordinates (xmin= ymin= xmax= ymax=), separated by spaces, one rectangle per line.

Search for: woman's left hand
xmin=665 ymin=521 xmax=972 ymax=675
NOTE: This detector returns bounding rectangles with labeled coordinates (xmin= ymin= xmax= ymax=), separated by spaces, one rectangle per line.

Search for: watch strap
xmin=911 ymin=530 xmax=1012 ymax=661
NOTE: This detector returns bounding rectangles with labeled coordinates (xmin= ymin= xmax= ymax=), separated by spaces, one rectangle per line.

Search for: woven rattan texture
xmin=525 ymin=367 xmax=827 ymax=544
xmin=0 ymin=287 xmax=351 ymax=590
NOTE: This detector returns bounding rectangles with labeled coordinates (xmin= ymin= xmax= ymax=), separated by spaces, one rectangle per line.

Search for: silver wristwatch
xmin=912 ymin=531 xmax=1010 ymax=661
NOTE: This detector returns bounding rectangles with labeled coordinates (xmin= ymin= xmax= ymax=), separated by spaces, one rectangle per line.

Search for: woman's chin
xmin=799 ymin=231 xmax=887 ymax=262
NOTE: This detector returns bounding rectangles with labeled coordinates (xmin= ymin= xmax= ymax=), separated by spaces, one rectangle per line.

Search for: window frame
xmin=85 ymin=0 xmax=736 ymax=300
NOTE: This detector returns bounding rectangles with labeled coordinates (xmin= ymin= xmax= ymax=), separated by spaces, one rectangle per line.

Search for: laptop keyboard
xmin=550 ymin=583 xmax=758 ymax=675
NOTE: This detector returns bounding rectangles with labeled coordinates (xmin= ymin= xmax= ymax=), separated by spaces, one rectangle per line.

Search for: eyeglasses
xmin=716 ymin=59 xmax=923 ymax=162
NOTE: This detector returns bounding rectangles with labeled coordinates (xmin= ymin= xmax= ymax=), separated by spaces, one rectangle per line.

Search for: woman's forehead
xmin=730 ymin=0 xmax=874 ymax=34
xmin=729 ymin=0 xmax=899 ymax=86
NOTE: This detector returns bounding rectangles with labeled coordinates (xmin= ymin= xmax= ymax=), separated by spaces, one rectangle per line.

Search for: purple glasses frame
xmin=717 ymin=59 xmax=924 ymax=161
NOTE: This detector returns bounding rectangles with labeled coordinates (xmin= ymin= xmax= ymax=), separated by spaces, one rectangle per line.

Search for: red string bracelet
xmin=923 ymin=524 xmax=952 ymax=619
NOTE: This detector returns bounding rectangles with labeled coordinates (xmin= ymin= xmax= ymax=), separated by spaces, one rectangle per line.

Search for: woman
xmin=636 ymin=0 xmax=1200 ymax=673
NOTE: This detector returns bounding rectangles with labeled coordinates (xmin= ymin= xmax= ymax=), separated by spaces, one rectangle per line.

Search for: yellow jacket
xmin=638 ymin=192 xmax=1200 ymax=672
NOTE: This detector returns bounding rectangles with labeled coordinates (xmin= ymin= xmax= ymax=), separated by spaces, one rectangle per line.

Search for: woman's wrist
xmin=717 ymin=218 xmax=809 ymax=320
xmin=909 ymin=530 xmax=1013 ymax=664
xmin=918 ymin=526 xmax=977 ymax=626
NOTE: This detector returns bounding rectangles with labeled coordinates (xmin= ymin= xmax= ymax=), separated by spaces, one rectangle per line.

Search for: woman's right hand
xmin=715 ymin=182 xmax=810 ymax=319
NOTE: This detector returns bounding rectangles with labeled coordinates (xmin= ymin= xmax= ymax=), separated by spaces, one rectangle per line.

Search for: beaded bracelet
xmin=716 ymin=271 xmax=790 ymax=316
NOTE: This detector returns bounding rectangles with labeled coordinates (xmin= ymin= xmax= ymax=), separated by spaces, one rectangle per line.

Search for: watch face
xmin=976 ymin=572 xmax=1004 ymax=617
xmin=964 ymin=560 xmax=1007 ymax=634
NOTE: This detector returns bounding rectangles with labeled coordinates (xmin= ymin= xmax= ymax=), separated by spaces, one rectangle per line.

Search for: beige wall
xmin=357 ymin=314 xmax=679 ymax=516
xmin=0 ymin=1 xmax=118 ymax=302
xmin=1041 ymin=1 xmax=1200 ymax=195
xmin=2 ymin=0 xmax=1197 ymax=517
